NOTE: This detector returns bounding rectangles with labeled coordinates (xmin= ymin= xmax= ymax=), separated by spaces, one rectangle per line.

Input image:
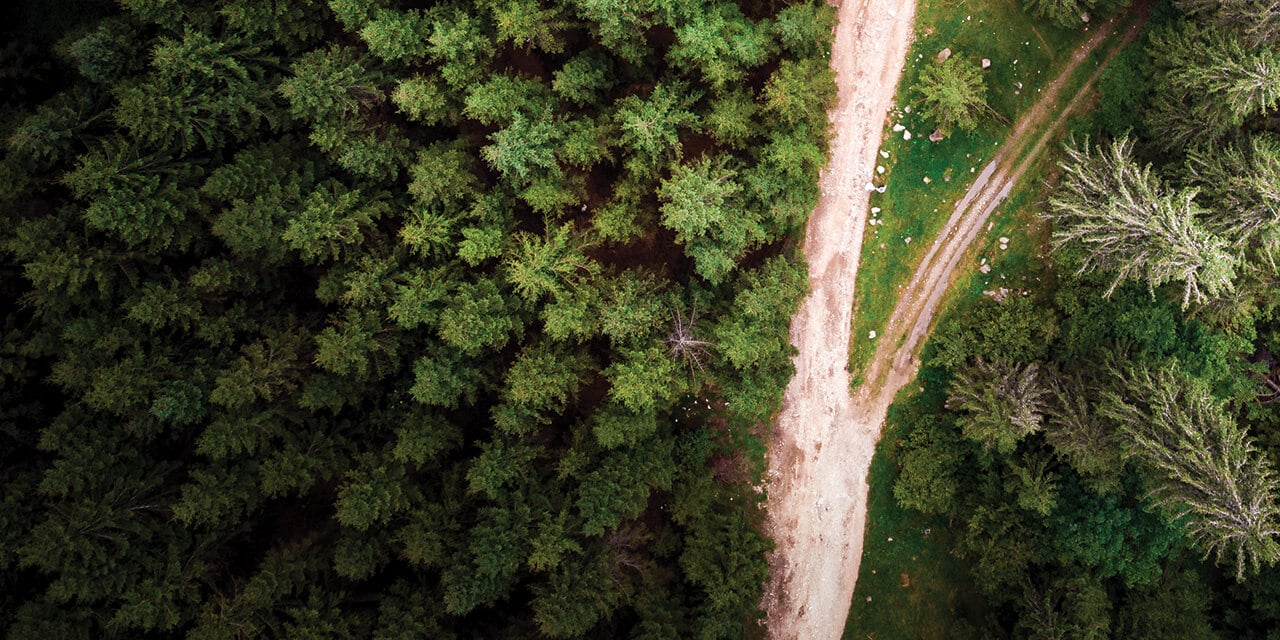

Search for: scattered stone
xmin=880 ymin=243 xmax=886 ymax=248
xmin=869 ymin=330 xmax=877 ymax=339
xmin=904 ymin=236 xmax=912 ymax=244
xmin=981 ymin=58 xmax=991 ymax=69
xmin=865 ymin=181 xmax=876 ymax=191
xmin=871 ymin=207 xmax=881 ymax=214
xmin=1081 ymin=11 xmax=1091 ymax=22
xmin=980 ymin=263 xmax=992 ymax=274
xmin=929 ymin=129 xmax=945 ymax=142
xmin=1001 ymin=244 xmax=1008 ymax=251
xmin=936 ymin=47 xmax=952 ymax=63
xmin=877 ymin=165 xmax=885 ymax=174
xmin=904 ymin=106 xmax=912 ymax=114
xmin=998 ymin=236 xmax=1009 ymax=243
xmin=892 ymin=123 xmax=905 ymax=132
xmin=876 ymin=185 xmax=886 ymax=193
xmin=1015 ymin=81 xmax=1023 ymax=89
xmin=922 ymin=176 xmax=931 ymax=183
xmin=903 ymin=130 xmax=912 ymax=140
xmin=881 ymin=150 xmax=890 ymax=158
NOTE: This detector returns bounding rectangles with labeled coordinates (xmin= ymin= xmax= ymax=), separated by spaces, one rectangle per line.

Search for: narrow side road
xmin=762 ymin=4 xmax=1150 ymax=639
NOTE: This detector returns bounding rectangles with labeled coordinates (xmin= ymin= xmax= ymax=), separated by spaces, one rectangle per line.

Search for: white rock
xmin=922 ymin=176 xmax=931 ymax=184
xmin=876 ymin=166 xmax=885 ymax=174
xmin=881 ymin=150 xmax=890 ymax=158
xmin=903 ymin=130 xmax=912 ymax=140
xmin=999 ymin=236 xmax=1009 ymax=243
xmin=892 ymin=123 xmax=905 ymax=132
xmin=981 ymin=58 xmax=991 ymax=69
xmin=904 ymin=237 xmax=912 ymax=244
xmin=871 ymin=207 xmax=881 ymax=214
xmin=869 ymin=331 xmax=877 ymax=339
xmin=876 ymin=185 xmax=887 ymax=193
xmin=865 ymin=182 xmax=876 ymax=191
xmin=904 ymin=105 xmax=912 ymax=114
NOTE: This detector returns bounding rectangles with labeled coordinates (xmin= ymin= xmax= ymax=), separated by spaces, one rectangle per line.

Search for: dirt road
xmin=761 ymin=4 xmax=1148 ymax=639
xmin=759 ymin=0 xmax=918 ymax=637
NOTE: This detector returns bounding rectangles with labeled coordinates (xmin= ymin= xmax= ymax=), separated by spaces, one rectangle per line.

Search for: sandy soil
xmin=760 ymin=5 xmax=1148 ymax=638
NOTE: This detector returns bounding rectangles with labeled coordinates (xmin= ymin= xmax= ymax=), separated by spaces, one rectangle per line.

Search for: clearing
xmin=761 ymin=1 xmax=1150 ymax=638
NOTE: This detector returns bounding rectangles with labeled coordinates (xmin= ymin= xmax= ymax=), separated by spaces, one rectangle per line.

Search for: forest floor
xmin=762 ymin=1 xmax=1150 ymax=638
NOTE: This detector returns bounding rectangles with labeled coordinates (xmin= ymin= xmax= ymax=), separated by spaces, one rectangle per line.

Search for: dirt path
xmin=759 ymin=0 xmax=918 ymax=636
xmin=761 ymin=5 xmax=1148 ymax=639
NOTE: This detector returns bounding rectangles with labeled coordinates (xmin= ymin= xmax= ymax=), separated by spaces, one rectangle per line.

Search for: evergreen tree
xmin=1047 ymin=136 xmax=1237 ymax=307
xmin=1103 ymin=366 xmax=1280 ymax=579
xmin=947 ymin=358 xmax=1049 ymax=454
xmin=917 ymin=55 xmax=989 ymax=136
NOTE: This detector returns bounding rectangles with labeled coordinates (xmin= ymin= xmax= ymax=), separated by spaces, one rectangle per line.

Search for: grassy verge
xmin=847 ymin=0 xmax=1089 ymax=384
xmin=840 ymin=385 xmax=980 ymax=640
xmin=841 ymin=166 xmax=1062 ymax=639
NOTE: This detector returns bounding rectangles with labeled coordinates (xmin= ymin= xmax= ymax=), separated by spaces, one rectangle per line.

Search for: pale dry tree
xmin=1101 ymin=366 xmax=1280 ymax=580
xmin=665 ymin=304 xmax=711 ymax=374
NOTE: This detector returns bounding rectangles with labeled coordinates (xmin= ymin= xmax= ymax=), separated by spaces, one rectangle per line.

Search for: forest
xmin=885 ymin=0 xmax=1280 ymax=636
xmin=0 ymin=0 xmax=836 ymax=637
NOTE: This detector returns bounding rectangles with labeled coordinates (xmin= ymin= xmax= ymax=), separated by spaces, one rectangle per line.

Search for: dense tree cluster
xmin=0 ymin=0 xmax=835 ymax=637
xmin=886 ymin=1 xmax=1280 ymax=636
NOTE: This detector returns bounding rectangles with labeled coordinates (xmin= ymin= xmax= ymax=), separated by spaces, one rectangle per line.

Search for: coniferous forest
xmin=0 ymin=0 xmax=836 ymax=637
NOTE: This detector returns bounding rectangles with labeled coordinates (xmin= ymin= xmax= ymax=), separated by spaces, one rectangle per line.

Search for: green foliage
xmin=762 ymin=57 xmax=835 ymax=128
xmin=1146 ymin=22 xmax=1280 ymax=149
xmin=659 ymin=157 xmax=761 ymax=284
xmin=1023 ymin=0 xmax=1130 ymax=28
xmin=0 ymin=0 xmax=832 ymax=636
xmin=916 ymin=56 xmax=989 ymax=136
xmin=947 ymin=359 xmax=1049 ymax=454
xmin=1103 ymin=366 xmax=1280 ymax=579
xmin=1047 ymin=136 xmax=1237 ymax=307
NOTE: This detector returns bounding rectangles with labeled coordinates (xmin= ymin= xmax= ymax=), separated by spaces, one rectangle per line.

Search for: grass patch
xmin=848 ymin=0 xmax=1090 ymax=384
xmin=841 ymin=385 xmax=981 ymax=640
xmin=843 ymin=113 xmax=1087 ymax=640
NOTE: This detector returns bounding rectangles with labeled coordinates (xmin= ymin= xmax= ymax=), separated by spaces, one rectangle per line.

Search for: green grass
xmin=841 ymin=386 xmax=981 ymax=640
xmin=841 ymin=179 xmax=1063 ymax=640
xmin=847 ymin=0 xmax=1089 ymax=385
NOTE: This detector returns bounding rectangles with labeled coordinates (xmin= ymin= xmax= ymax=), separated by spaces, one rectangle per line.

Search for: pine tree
xmin=1101 ymin=366 xmax=1280 ymax=579
xmin=947 ymin=358 xmax=1048 ymax=454
xmin=1046 ymin=136 xmax=1237 ymax=307
xmin=916 ymin=55 xmax=989 ymax=136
